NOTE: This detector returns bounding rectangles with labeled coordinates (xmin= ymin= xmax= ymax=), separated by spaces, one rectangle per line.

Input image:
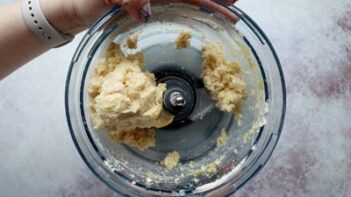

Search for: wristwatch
xmin=21 ymin=0 xmax=74 ymax=48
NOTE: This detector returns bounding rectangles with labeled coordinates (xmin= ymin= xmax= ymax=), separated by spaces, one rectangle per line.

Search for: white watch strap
xmin=21 ymin=0 xmax=74 ymax=48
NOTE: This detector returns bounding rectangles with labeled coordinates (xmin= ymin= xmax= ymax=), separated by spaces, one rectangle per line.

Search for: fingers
xmin=194 ymin=0 xmax=239 ymax=23
xmin=106 ymin=0 xmax=237 ymax=23
xmin=106 ymin=0 xmax=151 ymax=22
xmin=151 ymin=0 xmax=238 ymax=23
xmin=214 ymin=0 xmax=238 ymax=6
xmin=126 ymin=0 xmax=151 ymax=22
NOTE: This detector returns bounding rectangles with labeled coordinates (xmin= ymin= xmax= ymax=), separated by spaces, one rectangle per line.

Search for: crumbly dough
xmin=175 ymin=29 xmax=192 ymax=49
xmin=162 ymin=151 xmax=180 ymax=169
xmin=216 ymin=128 xmax=228 ymax=147
xmin=126 ymin=33 xmax=139 ymax=49
xmin=111 ymin=128 xmax=156 ymax=151
xmin=192 ymin=160 xmax=220 ymax=176
xmin=89 ymin=43 xmax=174 ymax=150
xmin=205 ymin=162 xmax=217 ymax=174
xmin=236 ymin=113 xmax=243 ymax=126
xmin=201 ymin=43 xmax=246 ymax=113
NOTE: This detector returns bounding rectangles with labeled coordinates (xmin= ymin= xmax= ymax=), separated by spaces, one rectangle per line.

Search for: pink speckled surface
xmin=237 ymin=0 xmax=351 ymax=196
xmin=0 ymin=0 xmax=350 ymax=196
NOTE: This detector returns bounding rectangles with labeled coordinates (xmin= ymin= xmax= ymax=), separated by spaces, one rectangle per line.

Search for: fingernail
xmin=105 ymin=0 xmax=118 ymax=5
xmin=139 ymin=2 xmax=151 ymax=22
xmin=214 ymin=0 xmax=238 ymax=6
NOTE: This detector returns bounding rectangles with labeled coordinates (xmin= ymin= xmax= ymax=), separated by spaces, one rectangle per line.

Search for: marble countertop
xmin=1 ymin=0 xmax=350 ymax=196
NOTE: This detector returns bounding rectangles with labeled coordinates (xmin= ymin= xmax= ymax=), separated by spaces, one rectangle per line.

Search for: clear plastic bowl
xmin=65 ymin=2 xmax=286 ymax=196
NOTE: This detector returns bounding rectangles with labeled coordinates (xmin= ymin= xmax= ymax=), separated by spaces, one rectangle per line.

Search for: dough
xmin=205 ymin=162 xmax=217 ymax=174
xmin=89 ymin=43 xmax=174 ymax=150
xmin=126 ymin=33 xmax=139 ymax=49
xmin=192 ymin=160 xmax=219 ymax=175
xmin=201 ymin=43 xmax=246 ymax=113
xmin=111 ymin=128 xmax=155 ymax=151
xmin=175 ymin=29 xmax=192 ymax=49
xmin=162 ymin=151 xmax=180 ymax=169
xmin=216 ymin=128 xmax=228 ymax=147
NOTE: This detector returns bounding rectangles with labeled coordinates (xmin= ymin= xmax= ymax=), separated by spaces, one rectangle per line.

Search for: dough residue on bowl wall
xmin=162 ymin=151 xmax=181 ymax=169
xmin=175 ymin=29 xmax=192 ymax=49
xmin=126 ymin=33 xmax=139 ymax=49
xmin=192 ymin=159 xmax=221 ymax=176
xmin=111 ymin=128 xmax=156 ymax=151
xmin=216 ymin=128 xmax=228 ymax=147
xmin=201 ymin=43 xmax=246 ymax=114
xmin=88 ymin=43 xmax=174 ymax=150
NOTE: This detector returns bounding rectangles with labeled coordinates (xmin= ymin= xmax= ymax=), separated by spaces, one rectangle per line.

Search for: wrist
xmin=40 ymin=0 xmax=114 ymax=35
xmin=39 ymin=0 xmax=76 ymax=35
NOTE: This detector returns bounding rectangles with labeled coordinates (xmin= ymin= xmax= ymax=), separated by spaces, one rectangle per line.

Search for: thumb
xmin=123 ymin=0 xmax=151 ymax=22
xmin=106 ymin=0 xmax=151 ymax=22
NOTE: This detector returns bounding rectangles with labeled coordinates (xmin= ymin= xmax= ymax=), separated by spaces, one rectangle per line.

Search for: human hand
xmin=40 ymin=0 xmax=237 ymax=36
xmin=40 ymin=0 xmax=150 ymax=35
xmin=149 ymin=0 xmax=238 ymax=22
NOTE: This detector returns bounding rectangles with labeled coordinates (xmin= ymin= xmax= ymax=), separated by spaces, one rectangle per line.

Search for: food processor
xmin=65 ymin=1 xmax=286 ymax=196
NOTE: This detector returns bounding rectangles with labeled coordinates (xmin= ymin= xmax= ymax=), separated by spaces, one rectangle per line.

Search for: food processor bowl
xmin=65 ymin=2 xmax=286 ymax=196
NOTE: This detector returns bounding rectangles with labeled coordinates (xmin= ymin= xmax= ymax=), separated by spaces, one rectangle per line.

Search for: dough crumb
xmin=127 ymin=52 xmax=144 ymax=66
xmin=126 ymin=33 xmax=139 ymax=49
xmin=162 ymin=151 xmax=180 ymax=169
xmin=216 ymin=128 xmax=228 ymax=147
xmin=243 ymin=132 xmax=250 ymax=144
xmin=89 ymin=43 xmax=174 ymax=150
xmin=192 ymin=160 xmax=219 ymax=176
xmin=145 ymin=171 xmax=161 ymax=183
xmin=201 ymin=43 xmax=246 ymax=113
xmin=236 ymin=113 xmax=243 ymax=126
xmin=205 ymin=162 xmax=218 ymax=174
xmin=111 ymin=128 xmax=155 ymax=151
xmin=175 ymin=29 xmax=192 ymax=49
